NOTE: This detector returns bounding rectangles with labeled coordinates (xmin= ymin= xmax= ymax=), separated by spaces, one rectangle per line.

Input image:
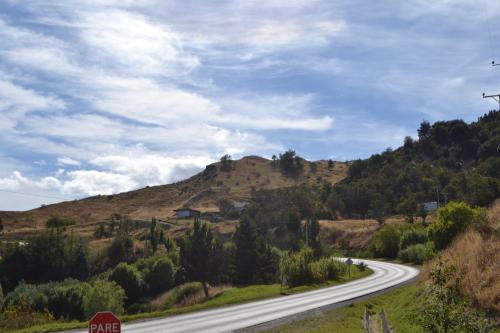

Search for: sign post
xmin=346 ymin=257 xmax=353 ymax=278
xmin=89 ymin=311 xmax=121 ymax=333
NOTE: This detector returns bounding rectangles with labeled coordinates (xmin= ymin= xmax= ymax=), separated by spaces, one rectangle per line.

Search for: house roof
xmin=174 ymin=207 xmax=201 ymax=213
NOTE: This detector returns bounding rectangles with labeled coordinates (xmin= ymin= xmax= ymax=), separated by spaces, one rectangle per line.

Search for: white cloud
xmin=57 ymin=157 xmax=81 ymax=167
xmin=0 ymin=78 xmax=65 ymax=115
xmin=62 ymin=170 xmax=138 ymax=196
xmin=0 ymin=171 xmax=29 ymax=190
xmin=79 ymin=10 xmax=199 ymax=76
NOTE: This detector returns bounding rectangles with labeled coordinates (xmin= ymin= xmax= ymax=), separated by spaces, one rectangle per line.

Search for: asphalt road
xmin=72 ymin=259 xmax=419 ymax=333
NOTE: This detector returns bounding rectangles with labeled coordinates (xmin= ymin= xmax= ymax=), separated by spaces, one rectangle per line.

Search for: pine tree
xmin=234 ymin=216 xmax=259 ymax=285
xmin=179 ymin=219 xmax=214 ymax=297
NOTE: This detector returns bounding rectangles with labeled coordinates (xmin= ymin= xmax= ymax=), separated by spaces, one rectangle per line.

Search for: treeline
xmin=322 ymin=111 xmax=500 ymax=220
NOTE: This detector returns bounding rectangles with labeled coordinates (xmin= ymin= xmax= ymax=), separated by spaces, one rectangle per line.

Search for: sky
xmin=1 ymin=0 xmax=500 ymax=211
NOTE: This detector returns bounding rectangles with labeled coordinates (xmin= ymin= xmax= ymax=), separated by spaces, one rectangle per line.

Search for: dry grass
xmin=319 ymin=219 xmax=380 ymax=249
xmin=0 ymin=156 xmax=348 ymax=236
xmin=423 ymin=200 xmax=500 ymax=314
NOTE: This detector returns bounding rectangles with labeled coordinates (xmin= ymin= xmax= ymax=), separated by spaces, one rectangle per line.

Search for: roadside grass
xmin=266 ymin=282 xmax=500 ymax=333
xmin=265 ymin=283 xmax=424 ymax=333
xmin=8 ymin=268 xmax=372 ymax=333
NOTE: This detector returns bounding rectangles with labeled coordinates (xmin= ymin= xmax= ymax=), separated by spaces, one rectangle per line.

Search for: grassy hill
xmin=0 ymin=156 xmax=347 ymax=235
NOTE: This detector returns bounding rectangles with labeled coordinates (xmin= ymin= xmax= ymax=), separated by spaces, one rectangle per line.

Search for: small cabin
xmin=423 ymin=201 xmax=438 ymax=213
xmin=174 ymin=208 xmax=201 ymax=219
xmin=233 ymin=201 xmax=248 ymax=212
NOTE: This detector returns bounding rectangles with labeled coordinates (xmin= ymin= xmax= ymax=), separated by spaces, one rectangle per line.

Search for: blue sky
xmin=1 ymin=0 xmax=500 ymax=210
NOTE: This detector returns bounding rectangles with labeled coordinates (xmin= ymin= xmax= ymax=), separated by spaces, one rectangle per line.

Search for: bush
xmin=399 ymin=227 xmax=428 ymax=250
xmin=0 ymin=299 xmax=54 ymax=330
xmin=398 ymin=243 xmax=435 ymax=265
xmin=163 ymin=282 xmax=203 ymax=309
xmin=309 ymin=257 xmax=347 ymax=283
xmin=109 ymin=263 xmax=142 ymax=305
xmin=371 ymin=225 xmax=401 ymax=258
xmin=279 ymin=247 xmax=314 ymax=287
xmin=356 ymin=261 xmax=368 ymax=271
xmin=3 ymin=279 xmax=125 ymax=323
xmin=428 ymin=202 xmax=486 ymax=250
xmin=143 ymin=256 xmax=175 ymax=296
xmin=83 ymin=280 xmax=125 ymax=319
xmin=45 ymin=217 xmax=75 ymax=229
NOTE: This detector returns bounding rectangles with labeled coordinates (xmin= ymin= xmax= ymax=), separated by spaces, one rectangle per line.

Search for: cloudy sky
xmin=1 ymin=0 xmax=500 ymax=210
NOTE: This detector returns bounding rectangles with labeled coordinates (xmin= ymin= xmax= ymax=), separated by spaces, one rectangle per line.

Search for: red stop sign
xmin=89 ymin=311 xmax=121 ymax=333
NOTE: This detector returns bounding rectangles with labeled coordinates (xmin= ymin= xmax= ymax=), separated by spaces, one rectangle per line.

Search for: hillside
xmin=0 ymin=156 xmax=347 ymax=235
xmin=325 ymin=110 xmax=500 ymax=219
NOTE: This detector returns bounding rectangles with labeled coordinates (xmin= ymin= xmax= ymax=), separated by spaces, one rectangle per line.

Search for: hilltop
xmin=0 ymin=155 xmax=347 ymax=234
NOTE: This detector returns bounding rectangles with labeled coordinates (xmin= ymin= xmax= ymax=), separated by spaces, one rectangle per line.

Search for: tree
xmin=304 ymin=218 xmax=321 ymax=258
xmin=309 ymin=161 xmax=317 ymax=173
xmin=109 ymin=263 xmax=142 ymax=306
xmin=278 ymin=150 xmax=303 ymax=176
xmin=418 ymin=120 xmax=431 ymax=139
xmin=220 ymin=154 xmax=232 ymax=172
xmin=179 ymin=220 xmax=214 ymax=298
xmin=107 ymin=235 xmax=134 ymax=266
xmin=371 ymin=225 xmax=401 ymax=258
xmin=233 ymin=216 xmax=259 ymax=285
xmin=417 ymin=204 xmax=428 ymax=225
xmin=83 ymin=280 xmax=125 ymax=319
xmin=327 ymin=159 xmax=334 ymax=169
xmin=428 ymin=202 xmax=486 ymax=250
xmin=144 ymin=257 xmax=175 ymax=295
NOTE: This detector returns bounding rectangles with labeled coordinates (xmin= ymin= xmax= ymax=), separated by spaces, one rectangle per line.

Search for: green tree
xmin=179 ymin=220 xmax=214 ymax=297
xmin=83 ymin=280 xmax=125 ymax=319
xmin=220 ymin=154 xmax=232 ymax=172
xmin=304 ymin=218 xmax=321 ymax=258
xmin=428 ymin=202 xmax=486 ymax=250
xmin=107 ymin=235 xmax=134 ymax=266
xmin=144 ymin=256 xmax=175 ymax=295
xmin=109 ymin=263 xmax=142 ymax=306
xmin=371 ymin=225 xmax=401 ymax=258
xmin=233 ymin=216 xmax=259 ymax=285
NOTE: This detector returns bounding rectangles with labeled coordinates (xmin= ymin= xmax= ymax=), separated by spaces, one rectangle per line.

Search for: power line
xmin=0 ymin=189 xmax=69 ymax=201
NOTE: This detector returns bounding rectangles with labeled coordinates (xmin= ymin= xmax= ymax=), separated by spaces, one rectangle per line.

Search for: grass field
xmin=9 ymin=267 xmax=372 ymax=333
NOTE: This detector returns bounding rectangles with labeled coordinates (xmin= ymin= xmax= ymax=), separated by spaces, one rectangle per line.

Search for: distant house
xmin=174 ymin=208 xmax=201 ymax=219
xmin=423 ymin=201 xmax=438 ymax=213
xmin=233 ymin=201 xmax=248 ymax=212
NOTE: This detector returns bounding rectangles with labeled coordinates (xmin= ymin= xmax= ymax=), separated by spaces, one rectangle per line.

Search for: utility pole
xmin=436 ymin=187 xmax=440 ymax=208
xmin=483 ymin=61 xmax=500 ymax=109
xmin=482 ymin=92 xmax=500 ymax=109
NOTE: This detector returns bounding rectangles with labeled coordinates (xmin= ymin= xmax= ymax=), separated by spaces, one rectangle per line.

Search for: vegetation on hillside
xmin=324 ymin=111 xmax=499 ymax=220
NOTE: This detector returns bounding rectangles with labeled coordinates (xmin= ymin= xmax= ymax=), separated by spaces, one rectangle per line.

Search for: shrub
xmin=398 ymin=243 xmax=435 ymax=265
xmin=0 ymin=298 xmax=54 ymax=330
xmin=356 ymin=261 xmax=368 ymax=271
xmin=109 ymin=263 xmax=142 ymax=305
xmin=428 ymin=202 xmax=486 ymax=250
xmin=45 ymin=217 xmax=75 ymax=229
xmin=143 ymin=256 xmax=175 ymax=296
xmin=163 ymin=282 xmax=203 ymax=309
xmin=309 ymin=257 xmax=347 ymax=283
xmin=83 ymin=280 xmax=125 ymax=319
xmin=399 ymin=227 xmax=428 ymax=250
xmin=371 ymin=225 xmax=401 ymax=258
xmin=279 ymin=247 xmax=314 ymax=287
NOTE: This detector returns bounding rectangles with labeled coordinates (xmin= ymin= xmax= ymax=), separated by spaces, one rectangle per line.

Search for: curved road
xmin=75 ymin=259 xmax=419 ymax=333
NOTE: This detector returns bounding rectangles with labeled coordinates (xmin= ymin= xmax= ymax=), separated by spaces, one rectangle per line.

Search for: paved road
xmin=72 ymin=259 xmax=419 ymax=333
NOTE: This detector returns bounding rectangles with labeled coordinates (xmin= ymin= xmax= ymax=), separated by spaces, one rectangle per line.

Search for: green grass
xmin=266 ymin=283 xmax=500 ymax=333
xmin=8 ymin=268 xmax=372 ymax=333
xmin=266 ymin=283 xmax=424 ymax=333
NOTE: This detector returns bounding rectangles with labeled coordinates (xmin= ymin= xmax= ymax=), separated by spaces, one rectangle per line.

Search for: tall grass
xmin=423 ymin=199 xmax=500 ymax=314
